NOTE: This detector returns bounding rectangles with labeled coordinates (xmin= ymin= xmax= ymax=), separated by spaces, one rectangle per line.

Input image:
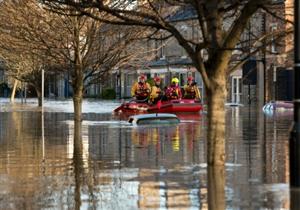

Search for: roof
xmin=128 ymin=113 xmax=180 ymax=125
xmin=147 ymin=58 xmax=169 ymax=67
xmin=167 ymin=6 xmax=198 ymax=22
xmin=146 ymin=57 xmax=193 ymax=68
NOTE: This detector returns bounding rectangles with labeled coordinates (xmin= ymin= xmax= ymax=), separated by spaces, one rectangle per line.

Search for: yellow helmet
xmin=171 ymin=77 xmax=179 ymax=83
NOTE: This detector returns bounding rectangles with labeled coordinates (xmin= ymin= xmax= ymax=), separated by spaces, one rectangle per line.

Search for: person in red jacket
xmin=131 ymin=74 xmax=151 ymax=101
xmin=165 ymin=77 xmax=182 ymax=100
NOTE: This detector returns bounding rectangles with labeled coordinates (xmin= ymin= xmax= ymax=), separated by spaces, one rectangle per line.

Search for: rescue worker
xmin=183 ymin=76 xmax=201 ymax=100
xmin=150 ymin=76 xmax=163 ymax=104
xmin=131 ymin=74 xmax=151 ymax=101
xmin=165 ymin=77 xmax=182 ymax=100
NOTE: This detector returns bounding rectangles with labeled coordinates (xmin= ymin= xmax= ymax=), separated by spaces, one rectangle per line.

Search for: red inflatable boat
xmin=113 ymin=99 xmax=203 ymax=113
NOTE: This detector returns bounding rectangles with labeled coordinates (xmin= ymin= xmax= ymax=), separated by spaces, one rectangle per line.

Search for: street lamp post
xmin=290 ymin=0 xmax=300 ymax=187
xmin=42 ymin=68 xmax=44 ymax=107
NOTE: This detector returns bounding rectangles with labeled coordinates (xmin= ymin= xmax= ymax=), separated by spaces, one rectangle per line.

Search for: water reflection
xmin=226 ymin=106 xmax=290 ymax=209
xmin=0 ymin=105 xmax=293 ymax=209
xmin=73 ymin=121 xmax=84 ymax=210
xmin=208 ymin=166 xmax=225 ymax=210
xmin=290 ymin=188 xmax=300 ymax=210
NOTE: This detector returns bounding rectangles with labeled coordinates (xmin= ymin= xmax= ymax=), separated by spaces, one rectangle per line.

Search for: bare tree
xmin=0 ymin=0 xmax=151 ymax=121
xmin=0 ymin=48 xmax=47 ymax=105
xmin=0 ymin=2 xmax=44 ymax=104
xmin=40 ymin=2 xmax=293 ymax=209
xmin=42 ymin=0 xmax=293 ymax=165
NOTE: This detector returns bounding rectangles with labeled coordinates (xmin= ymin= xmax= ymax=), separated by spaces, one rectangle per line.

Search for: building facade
xmin=114 ymin=8 xmax=205 ymax=100
xmin=0 ymin=1 xmax=293 ymax=104
xmin=227 ymin=0 xmax=293 ymax=106
xmin=264 ymin=0 xmax=294 ymax=102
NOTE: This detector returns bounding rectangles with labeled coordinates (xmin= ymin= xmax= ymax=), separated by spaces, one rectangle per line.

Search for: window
xmin=270 ymin=23 xmax=278 ymax=53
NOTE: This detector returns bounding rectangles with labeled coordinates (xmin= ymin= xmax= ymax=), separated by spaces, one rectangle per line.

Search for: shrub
xmin=146 ymin=78 xmax=155 ymax=87
xmin=102 ymin=88 xmax=116 ymax=99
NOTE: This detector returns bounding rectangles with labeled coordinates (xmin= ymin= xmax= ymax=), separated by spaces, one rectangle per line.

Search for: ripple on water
xmin=0 ymin=105 xmax=292 ymax=209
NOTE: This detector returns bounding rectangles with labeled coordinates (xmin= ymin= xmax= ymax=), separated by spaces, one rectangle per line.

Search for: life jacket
xmin=166 ymin=85 xmax=181 ymax=100
xmin=154 ymin=85 xmax=162 ymax=95
xmin=150 ymin=85 xmax=162 ymax=102
xmin=184 ymin=85 xmax=196 ymax=99
xmin=135 ymin=82 xmax=150 ymax=97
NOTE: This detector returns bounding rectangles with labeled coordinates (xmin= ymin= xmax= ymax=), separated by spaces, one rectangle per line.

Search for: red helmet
xmin=187 ymin=76 xmax=194 ymax=81
xmin=139 ymin=74 xmax=147 ymax=81
xmin=154 ymin=76 xmax=161 ymax=82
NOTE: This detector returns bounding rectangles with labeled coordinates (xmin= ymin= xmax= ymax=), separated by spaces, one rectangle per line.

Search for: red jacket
xmin=165 ymin=85 xmax=182 ymax=100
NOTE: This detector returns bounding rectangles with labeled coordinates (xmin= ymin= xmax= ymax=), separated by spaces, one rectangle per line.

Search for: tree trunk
xmin=32 ymin=83 xmax=43 ymax=107
xmin=73 ymin=92 xmax=83 ymax=123
xmin=72 ymin=15 xmax=84 ymax=124
xmin=207 ymin=166 xmax=225 ymax=210
xmin=35 ymin=88 xmax=42 ymax=107
xmin=73 ymin=120 xmax=83 ymax=210
xmin=206 ymin=79 xmax=226 ymax=166
xmin=73 ymin=77 xmax=83 ymax=123
xmin=10 ymin=79 xmax=18 ymax=103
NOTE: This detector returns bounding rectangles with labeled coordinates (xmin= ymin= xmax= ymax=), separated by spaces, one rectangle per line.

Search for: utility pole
xmin=290 ymin=0 xmax=300 ymax=187
xmin=42 ymin=69 xmax=44 ymax=107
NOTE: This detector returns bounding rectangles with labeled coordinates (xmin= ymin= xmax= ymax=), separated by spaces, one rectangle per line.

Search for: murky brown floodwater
xmin=0 ymin=103 xmax=293 ymax=209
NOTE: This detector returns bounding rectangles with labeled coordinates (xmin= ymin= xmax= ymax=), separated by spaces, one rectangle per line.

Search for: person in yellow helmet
xmin=183 ymin=76 xmax=201 ymax=100
xmin=172 ymin=77 xmax=179 ymax=83
xmin=165 ymin=77 xmax=182 ymax=100
xmin=131 ymin=74 xmax=151 ymax=101
xmin=149 ymin=76 xmax=163 ymax=104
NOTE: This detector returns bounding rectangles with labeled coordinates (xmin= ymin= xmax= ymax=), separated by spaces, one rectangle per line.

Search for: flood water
xmin=0 ymin=99 xmax=293 ymax=209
